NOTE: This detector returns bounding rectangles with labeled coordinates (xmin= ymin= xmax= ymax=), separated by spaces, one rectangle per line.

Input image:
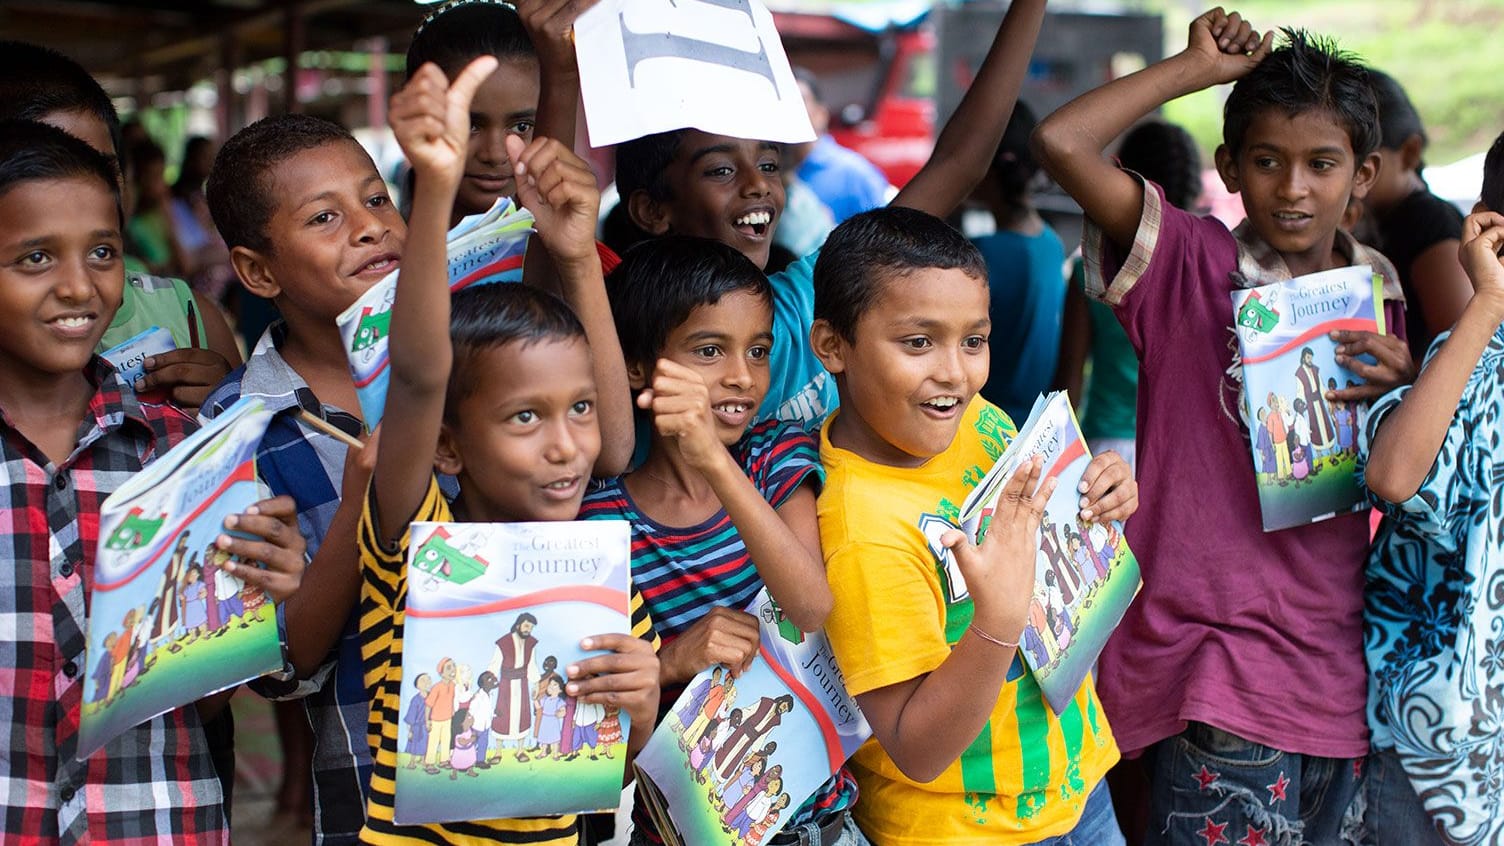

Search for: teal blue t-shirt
xmin=756 ymin=249 xmax=838 ymax=429
xmin=1074 ymin=259 xmax=1139 ymax=441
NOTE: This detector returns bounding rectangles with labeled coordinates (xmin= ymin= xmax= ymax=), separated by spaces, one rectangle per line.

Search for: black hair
xmin=814 ymin=206 xmax=987 ymax=342
xmin=0 ymin=119 xmax=121 ymax=220
xmin=1482 ymin=131 xmax=1504 ymax=214
xmin=445 ymin=283 xmax=588 ymax=419
xmin=206 ymin=114 xmax=361 ymax=253
xmin=1117 ymin=121 xmax=1203 ymax=213
xmin=793 ymin=67 xmax=822 ymax=105
xmin=477 ymin=670 xmax=497 ymax=691
xmin=407 ymin=0 xmax=536 ymax=81
xmin=1222 ymin=29 xmax=1379 ymax=160
xmin=1368 ymin=70 xmax=1426 ymax=151
xmin=606 ymin=236 xmax=772 ymax=367
xmin=615 ymin=129 xmax=688 ymax=204
xmin=986 ymin=101 xmax=1040 ymax=209
xmin=0 ymin=41 xmax=124 ymax=167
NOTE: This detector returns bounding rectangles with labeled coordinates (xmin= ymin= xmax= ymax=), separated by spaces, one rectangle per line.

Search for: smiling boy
xmin=1032 ymin=11 xmax=1415 ymax=842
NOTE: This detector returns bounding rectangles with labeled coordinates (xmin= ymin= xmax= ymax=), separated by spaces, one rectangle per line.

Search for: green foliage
xmin=1142 ymin=0 xmax=1504 ymax=165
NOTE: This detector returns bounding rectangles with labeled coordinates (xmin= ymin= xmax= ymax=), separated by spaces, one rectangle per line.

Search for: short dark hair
xmin=0 ymin=119 xmax=121 ymax=220
xmin=407 ymin=0 xmax=536 ymax=81
xmin=206 ymin=114 xmax=359 ymax=252
xmin=814 ymin=206 xmax=987 ymax=342
xmin=1222 ymin=29 xmax=1379 ymax=160
xmin=445 ymin=283 xmax=588 ymax=420
xmin=606 ymin=236 xmax=772 ymax=367
xmin=615 ymin=130 xmax=687 ymax=204
xmin=0 ymin=41 xmax=124 ymax=164
xmin=987 ymin=101 xmax=1040 ymax=206
xmin=1118 ymin=120 xmax=1202 ymax=212
xmin=1368 ymin=69 xmax=1426 ymax=152
xmin=1482 ymin=131 xmax=1504 ymax=214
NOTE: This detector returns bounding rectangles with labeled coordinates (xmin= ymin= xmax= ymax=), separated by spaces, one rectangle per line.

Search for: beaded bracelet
xmin=969 ymin=625 xmax=1018 ymax=651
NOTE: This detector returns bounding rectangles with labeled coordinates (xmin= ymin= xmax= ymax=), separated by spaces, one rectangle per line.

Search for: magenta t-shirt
xmin=1083 ymin=180 xmax=1404 ymax=759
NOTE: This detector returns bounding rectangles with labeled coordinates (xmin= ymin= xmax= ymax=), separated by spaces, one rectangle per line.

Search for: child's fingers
xmin=1217 ymin=12 xmax=1245 ymax=49
xmin=222 ymin=511 xmax=300 ymax=551
xmin=247 ymin=495 xmax=298 ymax=522
xmin=1083 ymin=478 xmax=1138 ymax=524
xmin=1461 ymin=211 xmax=1504 ymax=243
xmin=998 ymin=455 xmax=1044 ymax=504
xmin=1079 ymin=453 xmax=1131 ymax=512
xmin=1023 ymin=477 xmax=1056 ymax=532
xmin=446 ymin=55 xmax=500 ymax=111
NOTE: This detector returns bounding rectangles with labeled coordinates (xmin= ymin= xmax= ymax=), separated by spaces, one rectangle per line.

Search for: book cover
xmin=957 ymin=392 xmax=1141 ymax=716
xmin=393 ymin=520 xmax=633 ymax=825
xmin=1230 ymin=265 xmax=1383 ymax=531
xmin=79 ymin=397 xmax=281 ymax=760
xmin=338 ymin=198 xmax=535 ymax=429
xmin=633 ymin=589 xmax=871 ymax=846
xmin=99 ymin=325 xmax=176 ymax=388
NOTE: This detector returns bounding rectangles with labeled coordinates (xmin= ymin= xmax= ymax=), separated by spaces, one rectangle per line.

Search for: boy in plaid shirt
xmin=0 ymin=120 xmax=308 ymax=845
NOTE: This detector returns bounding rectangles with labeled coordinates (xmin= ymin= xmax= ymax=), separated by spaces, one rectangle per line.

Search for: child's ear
xmin=627 ymin=190 xmax=673 ymax=236
xmin=230 ymin=245 xmax=281 ymax=300
xmin=626 ymin=358 xmax=651 ymax=392
xmin=1214 ymin=144 xmax=1240 ymax=195
xmin=1349 ymin=151 xmax=1381 ymax=201
xmin=809 ymin=319 xmax=847 ymax=375
xmin=435 ymin=422 xmax=464 ymax=477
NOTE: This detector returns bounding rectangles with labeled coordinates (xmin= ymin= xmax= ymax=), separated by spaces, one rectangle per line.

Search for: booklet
xmin=79 ymin=397 xmax=281 ymax=760
xmin=634 ymin=589 xmax=871 ymax=846
xmin=957 ymin=392 xmax=1141 ymax=716
xmin=393 ymin=519 xmax=633 ymax=825
xmin=99 ymin=325 xmax=176 ymax=388
xmin=1230 ymin=265 xmax=1383 ymax=531
xmin=338 ymin=198 xmax=535 ymax=429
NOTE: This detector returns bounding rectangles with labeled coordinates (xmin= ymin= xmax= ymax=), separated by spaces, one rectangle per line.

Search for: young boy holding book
xmin=1031 ymin=10 xmax=1416 ymax=841
xmin=357 ymin=56 xmax=659 ymax=843
xmin=811 ymin=206 xmax=1137 ymax=844
xmin=0 ymin=118 xmax=307 ymax=844
xmin=579 ymin=236 xmax=849 ymax=844
xmin=613 ymin=0 xmax=1046 ymax=430
xmin=1359 ymin=144 xmax=1504 ymax=843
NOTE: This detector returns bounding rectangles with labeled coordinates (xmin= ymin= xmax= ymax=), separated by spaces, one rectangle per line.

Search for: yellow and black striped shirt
xmin=357 ymin=475 xmax=658 ymax=845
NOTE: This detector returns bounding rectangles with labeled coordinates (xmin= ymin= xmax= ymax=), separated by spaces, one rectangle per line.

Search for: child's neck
xmin=0 ymin=368 xmax=96 ymax=466
xmin=991 ymin=201 xmax=1043 ymax=237
xmin=623 ymin=437 xmax=723 ymax=527
xmin=276 ymin=309 xmax=363 ymax=417
xmin=1278 ymin=232 xmax=1346 ymax=280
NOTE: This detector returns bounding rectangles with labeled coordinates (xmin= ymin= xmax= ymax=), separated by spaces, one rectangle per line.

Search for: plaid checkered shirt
xmin=0 ymin=359 xmax=226 ymax=845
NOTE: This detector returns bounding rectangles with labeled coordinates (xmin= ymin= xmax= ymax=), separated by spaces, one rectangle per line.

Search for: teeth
xmin=364 ymin=258 xmax=394 ymax=272
xmin=714 ymin=402 xmax=749 ymax=415
xmin=1275 ymin=212 xmax=1307 ymax=220
xmin=546 ymin=479 xmax=575 ymax=490
xmin=53 ymin=316 xmax=90 ymax=328
xmin=735 ymin=211 xmax=771 ymax=227
xmin=925 ymin=397 xmax=959 ymax=409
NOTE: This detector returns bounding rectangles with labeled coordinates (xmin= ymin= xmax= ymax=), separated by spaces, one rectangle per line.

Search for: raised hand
xmin=516 ymin=0 xmax=601 ymax=77
xmin=135 ymin=348 xmax=232 ymax=412
xmin=1460 ymin=211 xmax=1504 ymax=302
xmin=657 ymin=607 xmax=760 ymax=684
xmin=941 ymin=456 xmax=1053 ymax=643
xmin=216 ymin=495 xmax=307 ymax=603
xmin=505 ymin=134 xmax=600 ymax=267
xmin=390 ymin=55 xmax=499 ymax=186
xmin=1329 ymin=330 xmax=1417 ymax=402
xmin=637 ymin=358 xmax=728 ymax=473
xmin=1183 ymin=7 xmax=1274 ymax=85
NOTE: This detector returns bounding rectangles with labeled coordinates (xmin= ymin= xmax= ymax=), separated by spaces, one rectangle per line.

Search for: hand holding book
xmin=1075 ymin=451 xmax=1138 ymax=523
xmin=658 ymin=606 xmax=761 ymax=685
xmin=216 ymin=495 xmax=306 ymax=603
xmin=941 ymin=455 xmax=1053 ymax=644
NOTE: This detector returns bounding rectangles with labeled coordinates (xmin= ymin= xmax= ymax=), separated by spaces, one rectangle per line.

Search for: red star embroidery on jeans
xmin=1237 ymin=824 xmax=1269 ymax=846
xmin=1194 ymin=764 xmax=1220 ymax=791
xmin=1198 ymin=817 xmax=1230 ymax=846
xmin=1266 ymin=772 xmax=1289 ymax=802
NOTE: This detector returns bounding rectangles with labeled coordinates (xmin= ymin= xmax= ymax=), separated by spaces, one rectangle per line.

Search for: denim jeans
xmin=1358 ymin=748 xmax=1443 ymax=846
xmin=1145 ymin=722 xmax=1363 ymax=846
xmin=1028 ymin=780 xmax=1126 ymax=846
xmin=768 ymin=807 xmax=868 ymax=846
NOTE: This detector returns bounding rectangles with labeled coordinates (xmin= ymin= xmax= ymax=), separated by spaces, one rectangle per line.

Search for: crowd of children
xmin=6 ymin=1 xmax=1504 ymax=845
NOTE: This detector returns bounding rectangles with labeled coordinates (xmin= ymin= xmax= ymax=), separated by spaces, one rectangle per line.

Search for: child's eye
xmin=962 ymin=335 xmax=987 ymax=350
xmin=307 ymin=211 xmax=336 ymax=226
xmin=693 ymin=345 xmax=724 ymax=360
xmin=509 ymin=120 xmax=535 ymax=137
xmin=747 ymin=345 xmax=770 ymax=361
xmin=1253 ymin=156 xmax=1278 ymax=170
xmin=570 ymin=400 xmax=594 ymax=416
xmin=705 ymin=165 xmax=734 ymax=179
xmin=901 ymin=337 xmax=932 ymax=350
xmin=758 ymin=160 xmax=780 ymax=174
xmin=17 ymin=250 xmax=51 ymax=268
xmin=510 ymin=410 xmax=538 ymax=425
xmin=88 ymin=245 xmax=119 ymax=264
xmin=1310 ymin=159 xmax=1336 ymax=172
xmin=367 ymin=194 xmax=391 ymax=209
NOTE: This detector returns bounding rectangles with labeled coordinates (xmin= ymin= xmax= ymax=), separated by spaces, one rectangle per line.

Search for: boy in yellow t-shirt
xmin=809 ymin=207 xmax=1138 ymax=845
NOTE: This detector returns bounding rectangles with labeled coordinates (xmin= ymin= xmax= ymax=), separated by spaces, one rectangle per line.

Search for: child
xmin=1357 ymin=178 xmax=1504 ymax=846
xmin=471 ymin=670 xmax=497 ymax=767
xmin=597 ymin=704 xmax=622 ymax=758
xmin=0 ymin=40 xmax=242 ymax=412
xmin=425 ymin=658 xmax=458 ymax=773
xmin=676 ymin=665 xmax=722 ymax=731
xmin=580 ymin=234 xmax=842 ymax=843
xmin=747 ymin=795 xmax=790 ymax=846
xmin=569 ymin=696 xmax=604 ymax=761
xmin=94 ymin=632 xmax=119 ymax=703
xmin=181 ymin=564 xmax=210 ymax=641
xmin=535 ymin=675 xmax=568 ymax=759
xmin=404 ymin=673 xmax=432 ymax=770
xmin=1032 ymin=11 xmax=1415 ymax=841
xmin=450 ymin=712 xmax=481 ymax=780
xmin=613 ymin=0 xmax=1047 ymax=431
xmin=356 ymin=57 xmax=659 ymax=842
xmin=811 ymin=208 xmax=1135 ymax=843
xmin=0 ymin=118 xmax=306 ymax=841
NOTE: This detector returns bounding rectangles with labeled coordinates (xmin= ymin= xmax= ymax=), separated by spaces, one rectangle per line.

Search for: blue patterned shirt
xmin=1360 ymin=325 xmax=1504 ymax=845
xmin=202 ymin=324 xmax=369 ymax=845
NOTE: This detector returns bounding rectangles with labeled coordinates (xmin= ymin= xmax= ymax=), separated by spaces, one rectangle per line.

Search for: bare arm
xmin=858 ymin=460 xmax=1051 ymax=782
xmin=1367 ymin=213 xmax=1504 ymax=502
xmin=1053 ymin=281 xmax=1091 ymax=405
xmin=517 ymin=0 xmax=599 ymax=148
xmin=891 ymin=0 xmax=1046 ymax=218
xmin=375 ymin=57 xmax=498 ymax=545
xmin=193 ymin=291 xmax=244 ymax=368
xmin=1032 ymin=9 xmax=1271 ymax=249
xmin=503 ymin=134 xmax=634 ymax=475
xmin=1411 ymin=239 xmax=1473 ymax=339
